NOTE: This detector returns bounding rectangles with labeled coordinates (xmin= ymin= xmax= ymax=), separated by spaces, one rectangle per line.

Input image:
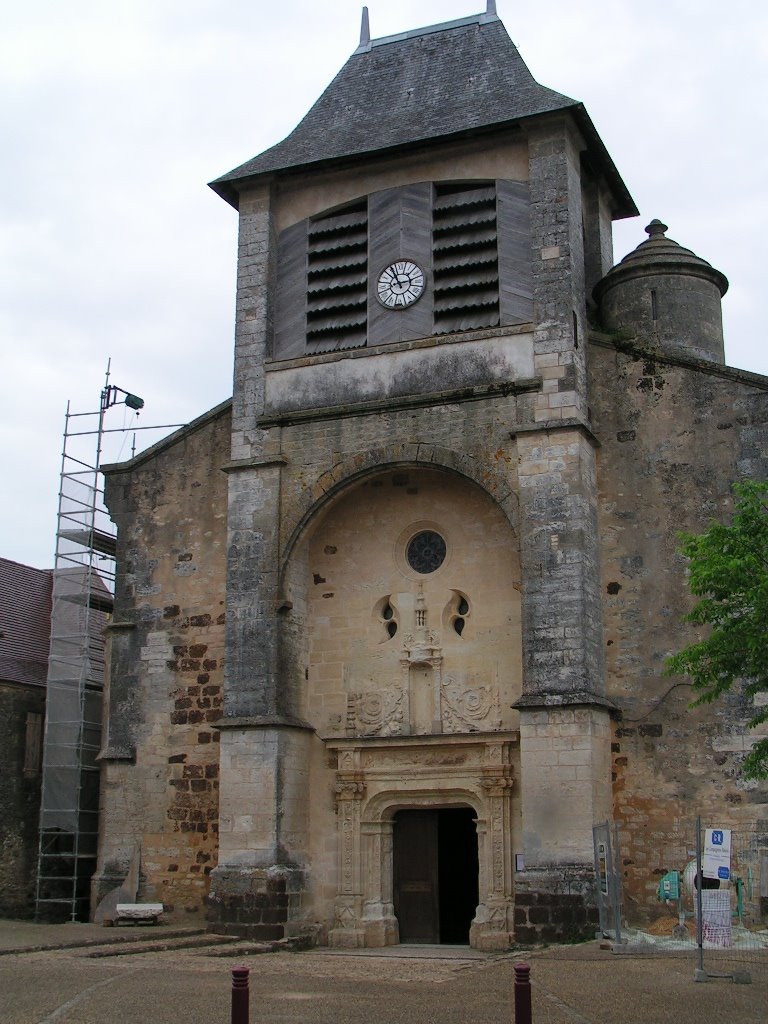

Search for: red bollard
xmin=231 ymin=966 xmax=249 ymax=1024
xmin=513 ymin=962 xmax=532 ymax=1024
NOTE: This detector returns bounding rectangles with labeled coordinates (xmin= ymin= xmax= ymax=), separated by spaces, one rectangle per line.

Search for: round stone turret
xmin=593 ymin=219 xmax=729 ymax=363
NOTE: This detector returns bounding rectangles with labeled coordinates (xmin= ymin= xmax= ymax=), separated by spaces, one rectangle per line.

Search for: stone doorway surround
xmin=326 ymin=732 xmax=518 ymax=951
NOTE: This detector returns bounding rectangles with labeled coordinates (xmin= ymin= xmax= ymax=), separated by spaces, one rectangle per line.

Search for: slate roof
xmin=210 ymin=11 xmax=637 ymax=218
xmin=0 ymin=557 xmax=53 ymax=688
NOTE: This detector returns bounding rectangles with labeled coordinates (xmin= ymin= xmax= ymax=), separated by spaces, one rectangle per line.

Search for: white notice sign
xmin=702 ymin=828 xmax=732 ymax=881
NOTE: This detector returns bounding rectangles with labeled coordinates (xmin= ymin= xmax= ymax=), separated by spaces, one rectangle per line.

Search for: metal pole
xmin=612 ymin=821 xmax=623 ymax=946
xmin=513 ymin=963 xmax=532 ymax=1024
xmin=695 ymin=816 xmax=704 ymax=976
xmin=231 ymin=966 xmax=249 ymax=1024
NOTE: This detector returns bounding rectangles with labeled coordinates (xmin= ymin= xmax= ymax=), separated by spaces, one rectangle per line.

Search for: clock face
xmin=377 ymin=260 xmax=425 ymax=309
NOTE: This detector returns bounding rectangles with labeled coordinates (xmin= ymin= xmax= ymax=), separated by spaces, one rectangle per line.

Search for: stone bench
xmin=114 ymin=903 xmax=164 ymax=925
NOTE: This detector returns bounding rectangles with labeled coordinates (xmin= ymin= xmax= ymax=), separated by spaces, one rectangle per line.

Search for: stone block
xmin=115 ymin=903 xmax=164 ymax=922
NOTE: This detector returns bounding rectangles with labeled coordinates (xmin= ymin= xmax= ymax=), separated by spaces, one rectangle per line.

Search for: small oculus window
xmin=406 ymin=530 xmax=446 ymax=574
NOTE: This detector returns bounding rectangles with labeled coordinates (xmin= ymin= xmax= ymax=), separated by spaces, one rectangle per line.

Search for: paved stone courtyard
xmin=0 ymin=923 xmax=765 ymax=1024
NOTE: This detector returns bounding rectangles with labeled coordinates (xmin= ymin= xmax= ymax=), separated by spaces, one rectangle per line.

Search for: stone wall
xmin=304 ymin=466 xmax=522 ymax=736
xmin=96 ymin=405 xmax=230 ymax=920
xmin=513 ymin=866 xmax=600 ymax=943
xmin=590 ymin=336 xmax=768 ymax=915
xmin=0 ymin=681 xmax=45 ymax=917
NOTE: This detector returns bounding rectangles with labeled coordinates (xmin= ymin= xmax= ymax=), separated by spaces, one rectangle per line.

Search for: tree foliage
xmin=666 ymin=480 xmax=768 ymax=779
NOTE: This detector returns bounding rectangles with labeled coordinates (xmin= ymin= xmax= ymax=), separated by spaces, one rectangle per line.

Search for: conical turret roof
xmin=594 ymin=219 xmax=728 ymax=299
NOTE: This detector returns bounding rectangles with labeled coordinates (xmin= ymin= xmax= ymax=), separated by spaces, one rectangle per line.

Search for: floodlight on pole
xmin=101 ymin=384 xmax=145 ymax=414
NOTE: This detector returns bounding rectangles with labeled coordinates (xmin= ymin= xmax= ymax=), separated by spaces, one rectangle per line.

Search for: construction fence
xmin=594 ymin=817 xmax=768 ymax=982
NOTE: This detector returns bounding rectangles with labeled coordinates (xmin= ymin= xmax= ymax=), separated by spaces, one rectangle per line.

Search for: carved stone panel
xmin=441 ymin=677 xmax=502 ymax=733
xmin=346 ymin=689 xmax=406 ymax=737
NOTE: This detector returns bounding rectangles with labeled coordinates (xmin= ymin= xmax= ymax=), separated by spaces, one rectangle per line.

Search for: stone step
xmin=81 ymin=933 xmax=239 ymax=958
xmin=203 ymin=933 xmax=317 ymax=957
xmin=0 ymin=927 xmax=207 ymax=957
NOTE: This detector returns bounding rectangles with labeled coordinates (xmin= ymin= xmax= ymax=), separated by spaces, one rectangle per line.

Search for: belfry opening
xmin=393 ymin=808 xmax=479 ymax=944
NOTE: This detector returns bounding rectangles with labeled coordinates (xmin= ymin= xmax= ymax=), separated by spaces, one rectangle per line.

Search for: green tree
xmin=666 ymin=480 xmax=768 ymax=779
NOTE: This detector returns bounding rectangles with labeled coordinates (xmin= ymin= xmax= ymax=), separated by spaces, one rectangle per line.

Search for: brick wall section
xmin=514 ymin=890 xmax=599 ymax=944
xmin=590 ymin=338 xmax=768 ymax=915
xmin=514 ymin=863 xmax=599 ymax=943
xmin=209 ymin=873 xmax=289 ymax=940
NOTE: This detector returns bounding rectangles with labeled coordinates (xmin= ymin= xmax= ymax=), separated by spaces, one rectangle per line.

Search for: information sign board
xmin=702 ymin=828 xmax=731 ymax=881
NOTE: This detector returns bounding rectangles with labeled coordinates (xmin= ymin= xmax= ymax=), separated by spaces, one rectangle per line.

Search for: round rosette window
xmin=406 ymin=530 xmax=447 ymax=575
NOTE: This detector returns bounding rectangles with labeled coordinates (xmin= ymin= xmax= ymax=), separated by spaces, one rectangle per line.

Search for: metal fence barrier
xmin=594 ymin=817 xmax=768 ymax=983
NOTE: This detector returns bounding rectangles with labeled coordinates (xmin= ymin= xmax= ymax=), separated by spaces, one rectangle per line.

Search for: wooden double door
xmin=392 ymin=808 xmax=479 ymax=944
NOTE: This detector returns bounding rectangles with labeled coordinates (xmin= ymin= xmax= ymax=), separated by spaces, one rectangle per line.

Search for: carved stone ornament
xmin=480 ymin=764 xmax=514 ymax=795
xmin=441 ymin=677 xmax=502 ymax=733
xmin=333 ymin=895 xmax=362 ymax=928
xmin=333 ymin=778 xmax=366 ymax=802
xmin=346 ymin=689 xmax=405 ymax=737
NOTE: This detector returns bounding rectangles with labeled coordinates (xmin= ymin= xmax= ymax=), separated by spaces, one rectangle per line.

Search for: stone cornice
xmin=513 ymin=692 xmax=618 ymax=713
xmin=325 ymin=730 xmax=519 ymax=749
xmin=258 ymin=378 xmax=541 ymax=429
xmin=215 ymin=714 xmax=314 ymax=731
xmin=509 ymin=418 xmax=600 ymax=447
xmin=220 ymin=455 xmax=288 ymax=474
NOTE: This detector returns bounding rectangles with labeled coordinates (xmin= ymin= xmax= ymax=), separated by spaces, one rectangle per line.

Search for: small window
xmin=406 ymin=531 xmax=446 ymax=574
xmin=444 ymin=591 xmax=471 ymax=637
xmin=375 ymin=596 xmax=399 ymax=642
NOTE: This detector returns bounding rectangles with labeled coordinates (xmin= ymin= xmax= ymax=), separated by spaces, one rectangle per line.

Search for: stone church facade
xmin=95 ymin=9 xmax=767 ymax=948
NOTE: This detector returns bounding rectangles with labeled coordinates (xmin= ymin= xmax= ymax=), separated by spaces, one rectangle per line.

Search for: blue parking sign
xmin=703 ymin=828 xmax=731 ymax=881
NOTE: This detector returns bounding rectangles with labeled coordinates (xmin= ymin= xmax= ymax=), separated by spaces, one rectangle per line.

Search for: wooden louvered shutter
xmin=305 ymin=201 xmax=368 ymax=353
xmin=432 ymin=182 xmax=500 ymax=335
xmin=273 ymin=219 xmax=309 ymax=361
xmin=496 ymin=179 xmax=533 ymax=326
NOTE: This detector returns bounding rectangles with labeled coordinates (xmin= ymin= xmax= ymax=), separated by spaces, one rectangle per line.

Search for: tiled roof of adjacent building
xmin=209 ymin=11 xmax=637 ymax=218
xmin=0 ymin=557 xmax=53 ymax=687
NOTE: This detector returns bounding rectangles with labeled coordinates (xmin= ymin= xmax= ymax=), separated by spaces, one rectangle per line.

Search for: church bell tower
xmin=205 ymin=4 xmax=637 ymax=947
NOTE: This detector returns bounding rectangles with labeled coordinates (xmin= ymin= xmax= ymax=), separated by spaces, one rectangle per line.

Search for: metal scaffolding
xmin=34 ymin=364 xmax=178 ymax=921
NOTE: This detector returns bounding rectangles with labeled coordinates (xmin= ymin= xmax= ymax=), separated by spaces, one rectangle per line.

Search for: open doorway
xmin=392 ymin=807 xmax=478 ymax=944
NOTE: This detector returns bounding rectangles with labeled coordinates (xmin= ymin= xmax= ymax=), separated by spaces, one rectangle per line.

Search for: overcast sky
xmin=2 ymin=0 xmax=766 ymax=570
